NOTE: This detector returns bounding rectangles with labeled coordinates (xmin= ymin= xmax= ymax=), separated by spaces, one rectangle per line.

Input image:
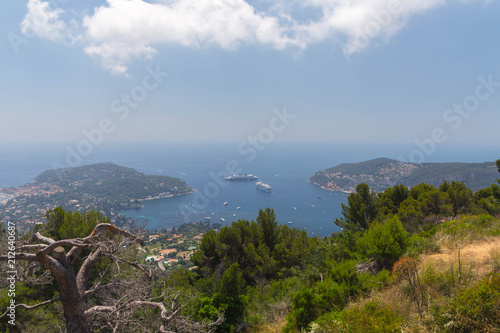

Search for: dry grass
xmin=343 ymin=237 xmax=500 ymax=332
xmin=251 ymin=316 xmax=287 ymax=333
xmin=425 ymin=237 xmax=500 ymax=277
xmin=490 ymin=246 xmax=500 ymax=272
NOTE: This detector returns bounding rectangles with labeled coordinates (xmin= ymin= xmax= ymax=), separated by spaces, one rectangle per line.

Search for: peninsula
xmin=310 ymin=158 xmax=498 ymax=193
xmin=0 ymin=162 xmax=192 ymax=231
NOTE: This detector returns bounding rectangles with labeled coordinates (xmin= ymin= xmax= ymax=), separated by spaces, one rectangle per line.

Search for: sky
xmin=1 ymin=0 xmax=500 ymax=151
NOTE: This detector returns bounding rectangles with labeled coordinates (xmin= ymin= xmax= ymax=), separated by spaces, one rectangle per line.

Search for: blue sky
xmin=1 ymin=0 xmax=500 ymax=148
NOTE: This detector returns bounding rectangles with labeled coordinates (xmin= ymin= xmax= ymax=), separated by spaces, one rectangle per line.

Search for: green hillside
xmin=35 ymin=162 xmax=192 ymax=200
xmin=310 ymin=158 xmax=498 ymax=192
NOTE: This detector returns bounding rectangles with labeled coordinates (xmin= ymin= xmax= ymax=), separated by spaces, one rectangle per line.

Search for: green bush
xmin=283 ymin=287 xmax=320 ymax=332
xmin=313 ymin=300 xmax=402 ymax=333
xmin=435 ymin=273 xmax=500 ymax=332
xmin=356 ymin=216 xmax=408 ymax=270
xmin=407 ymin=233 xmax=440 ymax=255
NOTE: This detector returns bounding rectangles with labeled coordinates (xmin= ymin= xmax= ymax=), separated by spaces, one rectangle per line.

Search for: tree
xmin=335 ymin=183 xmax=377 ymax=232
xmin=357 ymin=216 xmax=408 ymax=270
xmin=441 ymin=181 xmax=473 ymax=217
xmin=0 ymin=222 xmax=222 ymax=332
xmin=256 ymin=208 xmax=278 ymax=252
xmin=377 ymin=184 xmax=409 ymax=216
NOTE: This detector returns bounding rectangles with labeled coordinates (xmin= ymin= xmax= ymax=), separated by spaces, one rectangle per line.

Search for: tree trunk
xmin=55 ymin=268 xmax=89 ymax=333
xmin=47 ymin=250 xmax=89 ymax=333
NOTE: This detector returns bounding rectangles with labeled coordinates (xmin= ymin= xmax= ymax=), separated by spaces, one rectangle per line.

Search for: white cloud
xmin=82 ymin=0 xmax=298 ymax=74
xmin=19 ymin=0 xmax=494 ymax=74
xmin=294 ymin=0 xmax=447 ymax=57
xmin=21 ymin=0 xmax=67 ymax=41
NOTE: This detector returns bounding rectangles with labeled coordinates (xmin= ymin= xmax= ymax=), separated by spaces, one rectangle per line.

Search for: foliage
xmin=36 ymin=206 xmax=106 ymax=240
xmin=335 ymin=183 xmax=376 ymax=232
xmin=192 ymin=209 xmax=314 ymax=283
xmin=435 ymin=273 xmax=500 ymax=332
xmin=310 ymin=158 xmax=499 ymax=192
xmin=283 ymin=287 xmax=320 ymax=332
xmin=356 ymin=217 xmax=408 ymax=270
xmin=5 ymin=169 xmax=500 ymax=332
xmin=313 ymin=300 xmax=403 ymax=333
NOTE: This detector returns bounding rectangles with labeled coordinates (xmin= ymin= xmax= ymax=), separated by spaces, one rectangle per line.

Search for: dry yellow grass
xmin=251 ymin=316 xmax=287 ymax=333
xmin=251 ymin=236 xmax=500 ymax=332
xmin=338 ymin=236 xmax=500 ymax=332
xmin=423 ymin=236 xmax=500 ymax=276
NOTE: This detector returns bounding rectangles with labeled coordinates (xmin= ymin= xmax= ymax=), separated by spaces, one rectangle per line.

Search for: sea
xmin=0 ymin=142 xmax=497 ymax=236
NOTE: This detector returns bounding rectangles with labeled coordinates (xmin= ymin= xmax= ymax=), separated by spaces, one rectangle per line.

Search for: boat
xmin=224 ymin=174 xmax=258 ymax=181
xmin=256 ymin=181 xmax=272 ymax=192
xmin=287 ymin=221 xmax=293 ymax=224
xmin=204 ymin=217 xmax=211 ymax=221
xmin=318 ymin=196 xmax=322 ymax=199
xmin=236 ymin=207 xmax=241 ymax=210
xmin=220 ymin=218 xmax=225 ymax=222
xmin=223 ymin=202 xmax=228 ymax=206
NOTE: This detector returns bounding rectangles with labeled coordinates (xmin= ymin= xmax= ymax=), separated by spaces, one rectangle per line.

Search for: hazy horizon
xmin=1 ymin=0 xmax=500 ymax=150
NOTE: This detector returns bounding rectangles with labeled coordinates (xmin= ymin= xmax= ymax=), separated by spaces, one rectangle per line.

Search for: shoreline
xmin=308 ymin=180 xmax=353 ymax=194
xmin=138 ymin=189 xmax=194 ymax=202
xmin=119 ymin=189 xmax=195 ymax=210
xmin=0 ymin=192 xmax=15 ymax=205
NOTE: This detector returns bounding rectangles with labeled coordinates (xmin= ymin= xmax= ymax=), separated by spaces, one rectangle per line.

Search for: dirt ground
xmin=423 ymin=236 xmax=500 ymax=276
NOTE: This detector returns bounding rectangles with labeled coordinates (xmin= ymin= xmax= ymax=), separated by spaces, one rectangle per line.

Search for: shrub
xmin=283 ymin=287 xmax=320 ymax=332
xmin=407 ymin=234 xmax=440 ymax=255
xmin=313 ymin=300 xmax=402 ymax=333
xmin=436 ymin=273 xmax=500 ymax=332
xmin=357 ymin=217 xmax=408 ymax=270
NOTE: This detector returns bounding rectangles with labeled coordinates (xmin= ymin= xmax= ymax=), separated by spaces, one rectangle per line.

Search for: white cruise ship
xmin=224 ymin=174 xmax=258 ymax=181
xmin=256 ymin=181 xmax=272 ymax=192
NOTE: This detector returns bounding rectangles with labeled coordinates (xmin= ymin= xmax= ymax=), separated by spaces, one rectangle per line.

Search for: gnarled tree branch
xmin=0 ymin=297 xmax=60 ymax=319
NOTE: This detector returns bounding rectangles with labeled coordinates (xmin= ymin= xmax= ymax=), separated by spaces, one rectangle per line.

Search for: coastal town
xmin=310 ymin=158 xmax=499 ymax=193
xmin=141 ymin=221 xmax=218 ymax=271
xmin=310 ymin=159 xmax=419 ymax=193
xmin=0 ymin=162 xmax=193 ymax=234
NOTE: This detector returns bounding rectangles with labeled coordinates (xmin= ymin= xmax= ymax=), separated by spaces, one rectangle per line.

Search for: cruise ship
xmin=224 ymin=174 xmax=258 ymax=181
xmin=256 ymin=181 xmax=272 ymax=192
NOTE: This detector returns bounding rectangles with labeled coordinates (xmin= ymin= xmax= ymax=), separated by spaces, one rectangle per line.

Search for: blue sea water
xmin=0 ymin=142 xmax=497 ymax=236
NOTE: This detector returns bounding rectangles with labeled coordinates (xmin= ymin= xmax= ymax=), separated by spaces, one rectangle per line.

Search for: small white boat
xmin=220 ymin=218 xmax=225 ymax=222
xmin=223 ymin=202 xmax=228 ymax=206
xmin=236 ymin=207 xmax=241 ymax=210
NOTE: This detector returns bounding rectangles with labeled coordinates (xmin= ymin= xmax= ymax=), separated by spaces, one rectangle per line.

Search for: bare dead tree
xmin=0 ymin=223 xmax=223 ymax=332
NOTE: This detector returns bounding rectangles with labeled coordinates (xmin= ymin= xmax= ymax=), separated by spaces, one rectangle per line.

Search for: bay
xmin=0 ymin=142 xmax=497 ymax=237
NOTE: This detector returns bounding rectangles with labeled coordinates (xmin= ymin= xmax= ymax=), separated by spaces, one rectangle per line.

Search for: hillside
xmin=0 ymin=163 xmax=192 ymax=226
xmin=310 ymin=158 xmax=498 ymax=192
xmin=34 ymin=162 xmax=192 ymax=201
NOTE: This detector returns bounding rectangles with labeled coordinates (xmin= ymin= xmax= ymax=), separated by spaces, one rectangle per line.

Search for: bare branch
xmin=67 ymin=246 xmax=83 ymax=264
xmin=32 ymin=232 xmax=56 ymax=245
xmin=26 ymin=262 xmax=43 ymax=278
xmin=18 ymin=244 xmax=46 ymax=251
xmin=84 ymin=282 xmax=116 ymax=297
xmin=0 ymin=297 xmax=60 ymax=319
xmin=36 ymin=239 xmax=96 ymax=258
xmin=88 ymin=223 xmax=144 ymax=245
xmin=111 ymin=255 xmax=154 ymax=279
xmin=77 ymin=248 xmax=103 ymax=297
xmin=85 ymin=301 xmax=180 ymax=322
